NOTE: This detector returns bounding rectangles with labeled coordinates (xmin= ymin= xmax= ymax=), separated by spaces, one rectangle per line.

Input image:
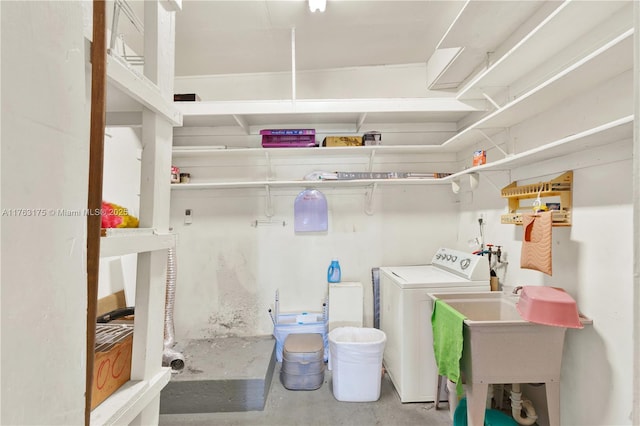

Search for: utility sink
xmin=429 ymin=291 xmax=587 ymax=426
xmin=429 ymin=291 xmax=567 ymax=385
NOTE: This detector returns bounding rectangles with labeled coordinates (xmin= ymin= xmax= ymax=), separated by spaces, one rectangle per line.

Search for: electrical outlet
xmin=184 ymin=208 xmax=193 ymax=224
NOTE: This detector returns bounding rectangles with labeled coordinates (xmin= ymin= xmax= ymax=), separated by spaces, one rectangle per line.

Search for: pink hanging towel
xmin=520 ymin=211 xmax=553 ymax=275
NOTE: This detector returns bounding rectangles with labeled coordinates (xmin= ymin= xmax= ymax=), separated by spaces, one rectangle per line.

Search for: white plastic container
xmin=328 ymin=327 xmax=386 ymax=402
xmin=280 ymin=333 xmax=325 ymax=391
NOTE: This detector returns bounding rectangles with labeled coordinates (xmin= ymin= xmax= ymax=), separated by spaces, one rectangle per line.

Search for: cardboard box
xmin=97 ymin=290 xmax=127 ymax=316
xmin=473 ymin=150 xmax=486 ymax=166
xmin=363 ymin=131 xmax=382 ymax=146
xmin=322 ymin=136 xmax=363 ymax=147
xmin=92 ymin=324 xmax=134 ymax=409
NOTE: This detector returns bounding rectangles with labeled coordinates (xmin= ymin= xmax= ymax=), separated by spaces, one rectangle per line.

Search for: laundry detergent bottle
xmin=327 ymin=259 xmax=342 ymax=283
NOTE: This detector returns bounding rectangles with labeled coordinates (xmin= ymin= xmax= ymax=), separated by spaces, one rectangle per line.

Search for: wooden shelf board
xmin=105 ymin=52 xmax=182 ymax=127
xmin=100 ymin=229 xmax=175 ymax=257
xmin=501 ymin=212 xmax=571 ymax=227
xmin=90 ymin=368 xmax=171 ymax=426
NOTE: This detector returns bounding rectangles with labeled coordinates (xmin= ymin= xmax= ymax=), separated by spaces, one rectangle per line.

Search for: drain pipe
xmin=163 ymin=245 xmax=185 ymax=370
xmin=510 ymin=384 xmax=538 ymax=425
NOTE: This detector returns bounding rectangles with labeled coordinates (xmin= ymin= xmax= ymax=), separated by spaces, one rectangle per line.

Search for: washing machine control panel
xmin=431 ymin=248 xmax=485 ymax=280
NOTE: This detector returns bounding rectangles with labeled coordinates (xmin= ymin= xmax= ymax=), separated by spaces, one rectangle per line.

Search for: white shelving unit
xmin=173 ymin=5 xmax=632 ymax=187
xmin=171 ymin=2 xmax=633 ymax=215
xmin=456 ymin=1 xmax=632 ymax=100
xmin=446 ymin=115 xmax=634 ymax=181
xmin=442 ymin=28 xmax=633 ymax=152
xmin=90 ymin=1 xmax=182 ymax=425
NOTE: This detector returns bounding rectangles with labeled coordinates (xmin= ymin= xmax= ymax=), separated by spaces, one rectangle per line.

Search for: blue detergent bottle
xmin=327 ymin=259 xmax=341 ymax=283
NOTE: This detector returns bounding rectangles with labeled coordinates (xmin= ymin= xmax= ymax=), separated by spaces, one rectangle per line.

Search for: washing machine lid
xmin=385 ymin=265 xmax=488 ymax=289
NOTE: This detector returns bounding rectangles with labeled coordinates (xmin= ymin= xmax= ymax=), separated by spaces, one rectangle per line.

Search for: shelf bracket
xmin=476 ymin=129 xmax=509 ymax=157
xmin=368 ymin=149 xmax=376 ymax=172
xmin=356 ymin=113 xmax=367 ymax=133
xmin=364 ymin=183 xmax=378 ymax=215
xmin=232 ymin=114 xmax=250 ymax=135
xmin=264 ymin=184 xmax=274 ymax=218
xmin=482 ymin=92 xmax=502 ymax=110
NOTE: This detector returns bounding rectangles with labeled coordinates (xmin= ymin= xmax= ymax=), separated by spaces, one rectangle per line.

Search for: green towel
xmin=431 ymin=299 xmax=466 ymax=397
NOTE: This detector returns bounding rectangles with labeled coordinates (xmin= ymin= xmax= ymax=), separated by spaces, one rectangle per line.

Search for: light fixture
xmin=309 ymin=0 xmax=326 ymax=13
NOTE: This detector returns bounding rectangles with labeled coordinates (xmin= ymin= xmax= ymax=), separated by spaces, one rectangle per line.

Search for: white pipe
xmin=510 ymin=383 xmax=538 ymax=425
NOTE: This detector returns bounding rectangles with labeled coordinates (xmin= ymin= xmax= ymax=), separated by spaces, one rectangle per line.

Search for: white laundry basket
xmin=328 ymin=327 xmax=387 ymax=402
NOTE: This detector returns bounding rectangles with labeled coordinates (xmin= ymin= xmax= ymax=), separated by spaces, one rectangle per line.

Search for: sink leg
xmin=546 ymin=381 xmax=561 ymax=426
xmin=435 ymin=375 xmax=443 ymax=409
xmin=466 ymin=382 xmax=488 ymax=426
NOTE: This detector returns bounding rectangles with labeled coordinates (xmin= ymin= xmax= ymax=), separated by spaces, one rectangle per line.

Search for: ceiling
xmin=115 ymin=0 xmax=469 ymax=77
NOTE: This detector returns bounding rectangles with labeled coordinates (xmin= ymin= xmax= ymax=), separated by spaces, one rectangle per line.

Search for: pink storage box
xmin=261 ymin=134 xmax=316 ymax=148
xmin=517 ymin=286 xmax=583 ymax=329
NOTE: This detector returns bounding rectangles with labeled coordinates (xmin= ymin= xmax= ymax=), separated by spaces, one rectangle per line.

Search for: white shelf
xmin=100 ymin=229 xmax=175 ymax=257
xmin=172 ymin=144 xmax=447 ymax=158
xmin=90 ymin=368 xmax=171 ymax=426
xmin=105 ymin=52 xmax=182 ymax=127
xmin=171 ymin=178 xmax=451 ymax=191
xmin=427 ymin=0 xmax=546 ymax=90
xmin=446 ymin=115 xmax=633 ymax=180
xmin=441 ymin=29 xmax=633 ymax=151
xmin=171 ymin=115 xmax=632 ymax=191
xmin=176 ymin=97 xmax=482 ymax=134
xmin=458 ymin=1 xmax=631 ymax=100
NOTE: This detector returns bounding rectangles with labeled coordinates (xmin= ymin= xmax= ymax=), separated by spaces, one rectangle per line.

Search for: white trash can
xmin=328 ymin=327 xmax=387 ymax=402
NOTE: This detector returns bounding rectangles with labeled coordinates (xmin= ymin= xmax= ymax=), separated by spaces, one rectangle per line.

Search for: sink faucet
xmin=513 ymin=286 xmax=523 ymax=295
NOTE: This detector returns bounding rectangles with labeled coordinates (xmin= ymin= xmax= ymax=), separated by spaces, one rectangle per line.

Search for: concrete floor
xmin=159 ymin=361 xmax=454 ymax=426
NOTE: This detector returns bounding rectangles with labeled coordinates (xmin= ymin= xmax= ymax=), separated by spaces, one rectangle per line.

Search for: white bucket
xmin=328 ymin=327 xmax=386 ymax=402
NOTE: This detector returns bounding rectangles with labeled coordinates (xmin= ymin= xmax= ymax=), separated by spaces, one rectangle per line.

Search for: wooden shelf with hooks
xmin=500 ymin=171 xmax=573 ymax=226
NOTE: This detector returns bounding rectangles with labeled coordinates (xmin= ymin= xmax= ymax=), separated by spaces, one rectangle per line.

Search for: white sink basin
xmin=430 ymin=291 xmax=523 ymax=324
xmin=429 ymin=291 xmax=567 ymax=383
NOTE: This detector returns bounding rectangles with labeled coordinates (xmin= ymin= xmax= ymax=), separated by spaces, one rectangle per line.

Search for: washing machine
xmin=380 ymin=247 xmax=490 ymax=403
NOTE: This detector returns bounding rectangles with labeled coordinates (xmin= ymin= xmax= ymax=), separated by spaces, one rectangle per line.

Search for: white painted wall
xmin=167 ymin=5 xmax=640 ymax=424
xmin=169 ymin=185 xmax=459 ymax=339
xmin=457 ymin=151 xmax=634 ymax=426
xmin=1 ymin=2 xmax=88 ymax=424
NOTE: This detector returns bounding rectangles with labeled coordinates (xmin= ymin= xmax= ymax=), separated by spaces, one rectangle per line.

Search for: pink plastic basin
xmin=517 ymin=286 xmax=583 ymax=329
